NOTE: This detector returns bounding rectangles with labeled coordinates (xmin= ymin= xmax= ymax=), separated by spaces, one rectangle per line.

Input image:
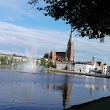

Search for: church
xmin=44 ymin=29 xmax=74 ymax=63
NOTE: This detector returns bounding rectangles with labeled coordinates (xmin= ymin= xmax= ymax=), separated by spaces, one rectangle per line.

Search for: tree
xmin=8 ymin=58 xmax=13 ymax=66
xmin=1 ymin=56 xmax=8 ymax=65
xmin=64 ymin=65 xmax=68 ymax=71
xmin=28 ymin=0 xmax=110 ymax=41
xmin=40 ymin=58 xmax=47 ymax=67
xmin=47 ymin=60 xmax=53 ymax=68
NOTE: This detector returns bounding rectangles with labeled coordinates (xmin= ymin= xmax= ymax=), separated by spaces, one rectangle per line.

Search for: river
xmin=0 ymin=69 xmax=110 ymax=110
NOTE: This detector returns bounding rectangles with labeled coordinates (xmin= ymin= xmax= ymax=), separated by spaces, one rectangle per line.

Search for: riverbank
xmin=44 ymin=69 xmax=110 ymax=78
xmin=66 ymin=96 xmax=110 ymax=110
xmin=0 ymin=65 xmax=17 ymax=69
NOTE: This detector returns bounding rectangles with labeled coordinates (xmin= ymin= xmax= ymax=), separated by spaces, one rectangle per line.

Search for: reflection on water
xmin=45 ymin=75 xmax=72 ymax=109
xmin=40 ymin=74 xmax=110 ymax=109
xmin=62 ymin=75 xmax=72 ymax=109
xmin=0 ymin=69 xmax=110 ymax=110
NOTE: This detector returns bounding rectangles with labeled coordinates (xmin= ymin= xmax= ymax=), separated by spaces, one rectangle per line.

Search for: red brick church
xmin=44 ymin=29 xmax=74 ymax=63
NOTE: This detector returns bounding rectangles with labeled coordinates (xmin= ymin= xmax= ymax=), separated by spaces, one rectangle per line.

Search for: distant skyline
xmin=0 ymin=0 xmax=110 ymax=64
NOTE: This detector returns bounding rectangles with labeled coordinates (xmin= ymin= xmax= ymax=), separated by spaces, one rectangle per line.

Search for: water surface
xmin=0 ymin=69 xmax=110 ymax=110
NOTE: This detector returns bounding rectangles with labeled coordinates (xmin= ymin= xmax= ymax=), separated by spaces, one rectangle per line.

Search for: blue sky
xmin=0 ymin=0 xmax=110 ymax=64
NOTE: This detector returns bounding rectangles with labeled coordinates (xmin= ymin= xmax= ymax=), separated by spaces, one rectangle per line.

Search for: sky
xmin=0 ymin=0 xmax=110 ymax=64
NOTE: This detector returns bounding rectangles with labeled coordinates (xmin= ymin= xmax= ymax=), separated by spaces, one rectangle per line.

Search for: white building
xmin=74 ymin=56 xmax=105 ymax=74
xmin=56 ymin=62 xmax=74 ymax=71
xmin=102 ymin=64 xmax=108 ymax=75
xmin=56 ymin=63 xmax=66 ymax=70
xmin=74 ymin=62 xmax=95 ymax=73
xmin=102 ymin=64 xmax=110 ymax=75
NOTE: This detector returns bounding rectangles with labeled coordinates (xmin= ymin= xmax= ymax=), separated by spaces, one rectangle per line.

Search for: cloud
xmin=1 ymin=0 xmax=110 ymax=64
xmin=0 ymin=21 xmax=110 ymax=64
xmin=1 ymin=16 xmax=15 ymax=22
xmin=0 ymin=0 xmax=41 ymax=22
xmin=74 ymin=36 xmax=110 ymax=63
xmin=0 ymin=21 xmax=68 ymax=56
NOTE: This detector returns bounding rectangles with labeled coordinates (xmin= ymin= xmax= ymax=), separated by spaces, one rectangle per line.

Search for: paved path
xmin=64 ymin=71 xmax=110 ymax=78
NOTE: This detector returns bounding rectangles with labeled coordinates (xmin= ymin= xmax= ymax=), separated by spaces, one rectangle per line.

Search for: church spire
xmin=66 ymin=28 xmax=74 ymax=62
xmin=69 ymin=28 xmax=74 ymax=43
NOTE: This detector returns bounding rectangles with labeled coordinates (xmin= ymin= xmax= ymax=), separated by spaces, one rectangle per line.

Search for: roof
xmin=44 ymin=53 xmax=49 ymax=59
xmin=75 ymin=61 xmax=94 ymax=65
xmin=56 ymin=52 xmax=66 ymax=58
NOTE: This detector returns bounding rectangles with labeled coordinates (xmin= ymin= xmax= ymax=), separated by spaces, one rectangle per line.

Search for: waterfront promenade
xmin=46 ymin=69 xmax=110 ymax=78
xmin=64 ymin=71 xmax=110 ymax=78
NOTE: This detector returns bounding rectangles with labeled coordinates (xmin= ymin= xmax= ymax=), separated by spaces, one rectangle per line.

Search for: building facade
xmin=56 ymin=62 xmax=74 ymax=71
xmin=74 ymin=62 xmax=94 ymax=73
xmin=102 ymin=64 xmax=110 ymax=75
xmin=102 ymin=64 xmax=108 ymax=75
xmin=44 ymin=29 xmax=74 ymax=63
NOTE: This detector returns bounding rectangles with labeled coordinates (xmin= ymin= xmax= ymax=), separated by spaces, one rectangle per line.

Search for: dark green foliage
xmin=0 ymin=56 xmax=8 ymax=65
xmin=64 ymin=65 xmax=68 ymax=70
xmin=47 ymin=60 xmax=53 ymax=68
xmin=8 ymin=58 xmax=13 ymax=65
xmin=40 ymin=58 xmax=54 ymax=68
xmin=40 ymin=58 xmax=47 ymax=67
xmin=29 ymin=0 xmax=110 ymax=40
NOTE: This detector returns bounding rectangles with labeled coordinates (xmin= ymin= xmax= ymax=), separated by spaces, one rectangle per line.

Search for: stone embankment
xmin=64 ymin=71 xmax=110 ymax=78
xmin=44 ymin=69 xmax=110 ymax=78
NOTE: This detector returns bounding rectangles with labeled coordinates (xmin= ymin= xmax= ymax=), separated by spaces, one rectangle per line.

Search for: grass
xmin=0 ymin=65 xmax=17 ymax=69
xmin=43 ymin=69 xmax=66 ymax=73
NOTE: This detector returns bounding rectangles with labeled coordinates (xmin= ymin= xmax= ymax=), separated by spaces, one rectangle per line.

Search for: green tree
xmin=29 ymin=0 xmax=110 ymax=41
xmin=47 ymin=60 xmax=53 ymax=68
xmin=8 ymin=58 xmax=13 ymax=66
xmin=1 ymin=56 xmax=8 ymax=65
xmin=64 ymin=65 xmax=68 ymax=71
xmin=40 ymin=58 xmax=47 ymax=67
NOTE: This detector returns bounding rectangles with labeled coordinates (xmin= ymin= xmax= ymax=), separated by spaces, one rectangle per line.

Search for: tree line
xmin=40 ymin=58 xmax=56 ymax=68
xmin=0 ymin=55 xmax=24 ymax=66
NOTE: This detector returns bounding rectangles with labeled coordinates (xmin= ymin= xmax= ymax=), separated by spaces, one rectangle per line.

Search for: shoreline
xmin=44 ymin=69 xmax=110 ymax=78
xmin=64 ymin=71 xmax=110 ymax=78
xmin=66 ymin=96 xmax=110 ymax=110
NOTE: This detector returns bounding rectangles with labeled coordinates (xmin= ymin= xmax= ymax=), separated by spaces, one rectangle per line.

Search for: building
xmin=107 ymin=65 xmax=110 ymax=74
xmin=66 ymin=29 xmax=74 ymax=62
xmin=56 ymin=62 xmax=74 ymax=71
xmin=102 ymin=64 xmax=108 ymax=75
xmin=74 ymin=62 xmax=94 ymax=73
xmin=49 ymin=51 xmax=66 ymax=62
xmin=102 ymin=64 xmax=110 ymax=75
xmin=74 ymin=56 xmax=98 ymax=73
xmin=43 ymin=53 xmax=49 ymax=59
xmin=44 ymin=29 xmax=74 ymax=63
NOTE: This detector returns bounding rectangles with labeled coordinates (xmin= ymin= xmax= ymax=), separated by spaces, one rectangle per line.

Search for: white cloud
xmin=0 ymin=21 xmax=68 ymax=56
xmin=0 ymin=21 xmax=110 ymax=64
xmin=1 ymin=16 xmax=15 ymax=22
xmin=74 ymin=36 xmax=110 ymax=63
xmin=0 ymin=0 xmax=41 ymax=21
xmin=0 ymin=0 xmax=109 ymax=64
